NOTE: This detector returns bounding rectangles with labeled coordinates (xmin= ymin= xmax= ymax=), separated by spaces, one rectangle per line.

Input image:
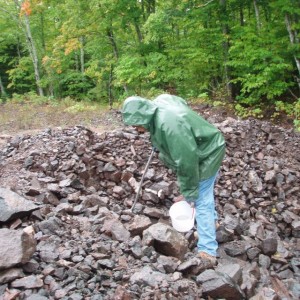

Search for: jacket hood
xmin=122 ymin=96 xmax=157 ymax=129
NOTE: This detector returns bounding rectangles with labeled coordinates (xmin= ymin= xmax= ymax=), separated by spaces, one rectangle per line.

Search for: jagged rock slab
xmin=0 ymin=227 xmax=36 ymax=270
xmin=0 ymin=188 xmax=40 ymax=223
xmin=142 ymin=223 xmax=188 ymax=260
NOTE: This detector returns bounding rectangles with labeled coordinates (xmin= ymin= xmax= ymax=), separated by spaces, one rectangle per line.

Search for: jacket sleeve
xmin=161 ymin=124 xmax=200 ymax=201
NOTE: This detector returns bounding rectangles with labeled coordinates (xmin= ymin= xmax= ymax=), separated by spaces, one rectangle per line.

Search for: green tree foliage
xmin=0 ymin=0 xmax=299 ymax=122
xmin=60 ymin=72 xmax=94 ymax=99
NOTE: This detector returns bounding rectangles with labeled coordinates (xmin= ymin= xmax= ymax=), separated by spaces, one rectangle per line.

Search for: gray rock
xmin=0 ymin=227 xmax=36 ymax=270
xmin=142 ymin=191 xmax=160 ymax=203
xmin=37 ymin=216 xmax=63 ymax=235
xmin=0 ymin=188 xmax=40 ymax=222
xmin=24 ymin=156 xmax=34 ymax=168
xmin=290 ymin=257 xmax=300 ymax=274
xmin=292 ymin=220 xmax=300 ymax=237
xmin=216 ymin=263 xmax=243 ymax=285
xmin=102 ymin=217 xmax=130 ymax=242
xmin=196 ymin=269 xmax=245 ymax=300
xmin=79 ymin=194 xmax=109 ymax=208
xmin=224 ymin=240 xmax=250 ymax=257
xmin=128 ymin=235 xmax=143 ymax=259
xmin=258 ymin=254 xmax=271 ymax=268
xmin=157 ymin=255 xmax=179 ymax=273
xmin=127 ymin=215 xmax=152 ymax=236
xmin=130 ymin=266 xmax=170 ymax=287
xmin=248 ymin=170 xmax=263 ymax=193
xmin=177 ymin=257 xmax=205 ymax=275
xmin=142 ymin=223 xmax=188 ymax=260
xmin=146 ymin=181 xmax=174 ymax=198
xmin=261 ymin=238 xmax=278 ymax=256
xmin=112 ymin=185 xmax=125 ymax=197
xmin=0 ymin=268 xmax=25 ymax=284
xmin=1 ymin=288 xmax=21 ymax=299
xmin=264 ymin=170 xmax=276 ymax=182
xmin=11 ymin=275 xmax=44 ymax=289
xmin=131 ymin=243 xmax=143 ymax=259
xmin=170 ymin=278 xmax=199 ymax=296
xmin=249 ymin=287 xmax=279 ymax=300
xmin=103 ymin=162 xmax=117 ymax=172
xmin=26 ymin=295 xmax=49 ymax=300
xmin=223 ymin=214 xmax=242 ymax=233
xmin=22 ymin=259 xmax=40 ymax=273
xmin=97 ymin=259 xmax=115 ymax=269
xmin=223 ymin=203 xmax=238 ymax=215
xmin=37 ymin=191 xmax=60 ymax=206
xmin=68 ymin=293 xmax=84 ymax=300
xmin=276 ymin=173 xmax=285 ymax=186
xmin=277 ymin=268 xmax=294 ymax=279
xmin=240 ymin=262 xmax=261 ymax=298
xmin=112 ymin=285 xmax=133 ymax=300
xmin=283 ymin=278 xmax=300 ymax=299
xmin=216 ymin=225 xmax=235 ymax=243
xmin=144 ymin=206 xmax=167 ymax=219
xmin=36 ymin=236 xmax=60 ymax=263
xmin=247 ymin=247 xmax=261 ymax=260
xmin=248 ymin=221 xmax=266 ymax=240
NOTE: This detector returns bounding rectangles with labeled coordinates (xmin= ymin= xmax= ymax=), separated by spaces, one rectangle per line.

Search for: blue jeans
xmin=195 ymin=172 xmax=218 ymax=256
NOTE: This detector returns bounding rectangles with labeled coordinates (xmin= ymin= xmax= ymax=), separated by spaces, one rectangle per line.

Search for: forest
xmin=0 ymin=0 xmax=299 ymax=128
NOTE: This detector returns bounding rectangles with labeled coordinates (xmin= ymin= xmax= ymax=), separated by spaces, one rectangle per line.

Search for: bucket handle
xmin=191 ymin=207 xmax=195 ymax=220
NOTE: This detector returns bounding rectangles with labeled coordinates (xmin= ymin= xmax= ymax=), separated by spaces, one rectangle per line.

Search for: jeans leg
xmin=195 ymin=173 xmax=218 ymax=256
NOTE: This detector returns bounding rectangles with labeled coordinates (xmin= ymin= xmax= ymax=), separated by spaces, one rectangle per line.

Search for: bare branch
xmin=197 ymin=0 xmax=216 ymax=8
xmin=288 ymin=88 xmax=299 ymax=100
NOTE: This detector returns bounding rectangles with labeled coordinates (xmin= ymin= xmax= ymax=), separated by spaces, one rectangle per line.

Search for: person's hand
xmin=173 ymin=195 xmax=185 ymax=202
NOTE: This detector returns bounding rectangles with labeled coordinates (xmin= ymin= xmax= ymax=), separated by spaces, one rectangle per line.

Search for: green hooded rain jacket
xmin=122 ymin=94 xmax=225 ymax=201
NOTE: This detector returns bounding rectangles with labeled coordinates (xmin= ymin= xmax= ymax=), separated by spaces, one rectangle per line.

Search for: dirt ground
xmin=0 ymin=102 xmax=124 ymax=146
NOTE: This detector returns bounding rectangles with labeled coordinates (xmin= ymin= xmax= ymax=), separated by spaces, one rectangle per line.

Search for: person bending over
xmin=122 ymin=94 xmax=225 ymax=268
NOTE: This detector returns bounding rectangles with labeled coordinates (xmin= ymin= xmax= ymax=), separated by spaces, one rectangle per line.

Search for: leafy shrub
xmin=87 ymin=85 xmax=108 ymax=102
xmin=59 ymin=72 xmax=94 ymax=100
xmin=275 ymin=99 xmax=300 ymax=131
xmin=10 ymin=92 xmax=49 ymax=105
xmin=140 ymin=88 xmax=166 ymax=100
xmin=7 ymin=57 xmax=36 ymax=94
xmin=228 ymin=27 xmax=294 ymax=105
xmin=64 ymin=101 xmax=98 ymax=114
xmin=234 ymin=103 xmax=263 ymax=119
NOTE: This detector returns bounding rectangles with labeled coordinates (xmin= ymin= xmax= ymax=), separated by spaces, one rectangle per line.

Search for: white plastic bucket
xmin=169 ymin=201 xmax=195 ymax=232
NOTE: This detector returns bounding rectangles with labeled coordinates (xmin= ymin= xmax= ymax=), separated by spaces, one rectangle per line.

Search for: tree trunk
xmin=23 ymin=14 xmax=44 ymax=96
xmin=79 ymin=36 xmax=85 ymax=73
xmin=145 ymin=0 xmax=155 ymax=16
xmin=240 ymin=4 xmax=244 ymax=26
xmin=285 ymin=14 xmax=300 ymax=91
xmin=253 ymin=0 xmax=261 ymax=31
xmin=107 ymin=27 xmax=128 ymax=93
xmin=13 ymin=0 xmax=44 ymax=96
xmin=108 ymin=64 xmax=113 ymax=108
xmin=17 ymin=37 xmax=21 ymax=59
xmin=134 ymin=21 xmax=148 ymax=66
xmin=75 ymin=52 xmax=79 ymax=71
xmin=152 ymin=0 xmax=156 ymax=13
xmin=0 ymin=76 xmax=7 ymax=98
xmin=40 ymin=12 xmax=45 ymax=50
xmin=219 ymin=0 xmax=233 ymax=101
xmin=140 ymin=0 xmax=146 ymax=21
xmin=134 ymin=22 xmax=143 ymax=44
xmin=107 ymin=27 xmax=119 ymax=59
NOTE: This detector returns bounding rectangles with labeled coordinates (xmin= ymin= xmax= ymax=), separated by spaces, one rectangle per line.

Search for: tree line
xmin=0 ymin=0 xmax=299 ymax=120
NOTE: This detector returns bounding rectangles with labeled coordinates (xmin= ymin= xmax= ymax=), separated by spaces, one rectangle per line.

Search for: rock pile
xmin=0 ymin=112 xmax=299 ymax=299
